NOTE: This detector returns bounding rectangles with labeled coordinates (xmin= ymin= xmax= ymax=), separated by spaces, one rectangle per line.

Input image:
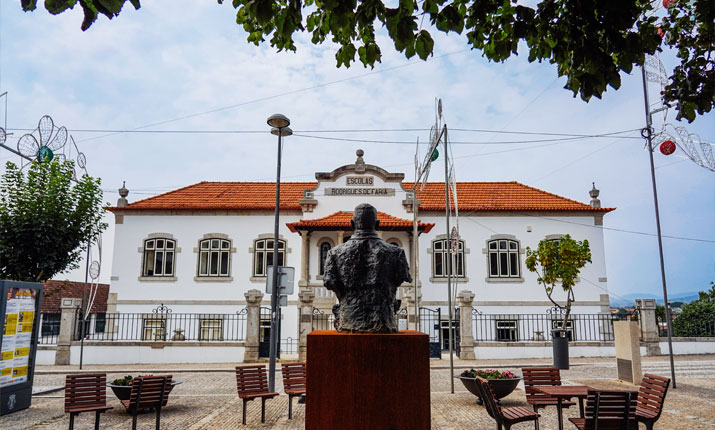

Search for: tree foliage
xmin=21 ymin=0 xmax=714 ymax=122
xmin=0 ymin=160 xmax=107 ymax=282
xmin=672 ymin=281 xmax=715 ymax=337
xmin=525 ymin=234 xmax=591 ymax=328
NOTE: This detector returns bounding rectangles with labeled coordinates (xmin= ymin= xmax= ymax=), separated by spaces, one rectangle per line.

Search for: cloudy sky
xmin=0 ymin=1 xmax=713 ymax=302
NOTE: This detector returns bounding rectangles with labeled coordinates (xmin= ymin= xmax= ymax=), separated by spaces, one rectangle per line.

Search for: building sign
xmin=325 ymin=188 xmax=395 ymax=196
xmin=346 ymin=176 xmax=374 ymax=186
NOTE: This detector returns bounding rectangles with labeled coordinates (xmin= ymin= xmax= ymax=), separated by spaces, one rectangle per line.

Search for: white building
xmin=107 ymin=149 xmax=613 ymax=353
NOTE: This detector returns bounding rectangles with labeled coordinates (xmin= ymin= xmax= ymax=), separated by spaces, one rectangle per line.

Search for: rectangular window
xmin=220 ymin=253 xmax=229 ymax=275
xmin=142 ymin=319 xmax=166 ymax=341
xmin=495 ymin=320 xmax=518 ymax=341
xmin=487 ymin=239 xmax=521 ymax=278
xmin=200 ymin=318 xmax=223 ymax=341
xmin=431 ymin=239 xmax=466 ymax=278
xmin=253 ymin=239 xmax=286 ymax=277
xmin=143 ymin=238 xmax=176 ymax=277
xmin=95 ymin=313 xmax=106 ymax=333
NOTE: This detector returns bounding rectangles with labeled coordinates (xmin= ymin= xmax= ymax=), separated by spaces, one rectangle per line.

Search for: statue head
xmin=350 ymin=203 xmax=380 ymax=234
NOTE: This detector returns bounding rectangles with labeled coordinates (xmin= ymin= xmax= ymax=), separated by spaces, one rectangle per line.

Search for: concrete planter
xmin=457 ymin=376 xmax=522 ymax=404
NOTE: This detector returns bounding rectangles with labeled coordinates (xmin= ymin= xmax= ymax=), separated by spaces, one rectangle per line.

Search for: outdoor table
xmin=534 ymin=385 xmax=638 ymax=430
xmin=533 ymin=385 xmax=589 ymax=430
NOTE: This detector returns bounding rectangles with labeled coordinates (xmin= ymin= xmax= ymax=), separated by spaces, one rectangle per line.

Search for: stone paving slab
xmin=4 ymin=355 xmax=714 ymax=429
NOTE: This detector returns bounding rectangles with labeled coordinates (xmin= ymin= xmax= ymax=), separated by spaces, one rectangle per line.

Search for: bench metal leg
xmin=261 ymin=397 xmax=267 ymax=423
xmin=69 ymin=412 xmax=76 ymax=430
xmin=156 ymin=407 xmax=162 ymax=430
xmin=95 ymin=411 xmax=102 ymax=430
xmin=132 ymin=408 xmax=139 ymax=430
xmin=242 ymin=399 xmax=248 ymax=425
xmin=288 ymin=395 xmax=293 ymax=419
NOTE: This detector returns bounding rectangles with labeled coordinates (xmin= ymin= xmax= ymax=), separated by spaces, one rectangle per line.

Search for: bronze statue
xmin=323 ymin=203 xmax=411 ymax=333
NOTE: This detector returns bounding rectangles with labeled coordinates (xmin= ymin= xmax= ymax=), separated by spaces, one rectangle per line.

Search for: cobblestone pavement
xmin=2 ymin=355 xmax=713 ymax=429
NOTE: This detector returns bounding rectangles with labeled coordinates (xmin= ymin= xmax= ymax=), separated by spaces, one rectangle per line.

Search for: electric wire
xmin=73 ymin=48 xmax=472 ymax=144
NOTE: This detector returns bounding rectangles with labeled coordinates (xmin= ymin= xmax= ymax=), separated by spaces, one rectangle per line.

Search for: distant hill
xmin=609 ymin=291 xmax=701 ymax=307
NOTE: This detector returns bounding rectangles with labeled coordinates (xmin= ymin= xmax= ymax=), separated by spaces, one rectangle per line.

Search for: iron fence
xmin=281 ymin=337 xmax=298 ymax=355
xmin=663 ymin=315 xmax=715 ymax=337
xmin=72 ymin=308 xmax=248 ymax=342
xmin=312 ymin=308 xmax=335 ymax=331
xmin=472 ymin=311 xmax=616 ymax=342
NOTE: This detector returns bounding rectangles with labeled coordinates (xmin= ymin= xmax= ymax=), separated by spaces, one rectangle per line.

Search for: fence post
xmin=105 ymin=292 xmax=118 ymax=340
xmin=243 ymin=289 xmax=264 ymax=362
xmin=635 ymin=298 xmax=662 ymax=356
xmin=456 ymin=290 xmax=476 ymax=360
xmin=298 ymin=289 xmax=315 ymax=361
xmin=55 ymin=297 xmax=82 ymax=365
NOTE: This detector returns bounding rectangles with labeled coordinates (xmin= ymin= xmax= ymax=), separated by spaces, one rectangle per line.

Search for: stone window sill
xmin=194 ymin=276 xmax=234 ymax=283
xmin=138 ymin=276 xmax=177 ymax=282
xmin=484 ymin=277 xmax=524 ymax=283
xmin=250 ymin=276 xmax=267 ymax=284
xmin=430 ymin=277 xmax=469 ymax=283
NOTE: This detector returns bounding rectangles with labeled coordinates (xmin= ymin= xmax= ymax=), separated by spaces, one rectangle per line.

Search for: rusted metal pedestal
xmin=306 ymin=330 xmax=430 ymax=430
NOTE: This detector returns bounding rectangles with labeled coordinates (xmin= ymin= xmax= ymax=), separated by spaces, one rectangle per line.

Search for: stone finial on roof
xmin=117 ymin=181 xmax=129 ymax=207
xmin=589 ymin=182 xmax=601 ymax=208
xmin=355 ymin=149 xmax=366 ymax=172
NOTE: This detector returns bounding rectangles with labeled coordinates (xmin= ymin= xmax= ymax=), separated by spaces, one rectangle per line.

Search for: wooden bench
xmin=281 ymin=362 xmax=306 ymax=419
xmin=476 ymin=376 xmax=540 ymax=430
xmin=120 ymin=375 xmax=172 ymax=430
xmin=236 ymin=365 xmax=279 ymax=425
xmin=635 ymin=373 xmax=670 ymax=430
xmin=568 ymin=390 xmax=637 ymax=430
xmin=522 ymin=367 xmax=576 ymax=412
xmin=64 ymin=373 xmax=113 ymax=430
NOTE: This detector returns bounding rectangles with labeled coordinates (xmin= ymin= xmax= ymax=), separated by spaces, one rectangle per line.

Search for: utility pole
xmin=640 ymin=66 xmax=676 ymax=389
xmin=443 ymin=125 xmax=455 ymax=394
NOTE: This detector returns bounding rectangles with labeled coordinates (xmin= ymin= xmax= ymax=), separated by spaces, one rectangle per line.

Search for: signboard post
xmin=0 ymin=280 xmax=43 ymax=415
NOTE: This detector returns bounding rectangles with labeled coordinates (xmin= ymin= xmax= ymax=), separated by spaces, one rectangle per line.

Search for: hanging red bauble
xmin=660 ymin=140 xmax=676 ymax=155
xmin=663 ymin=0 xmax=676 ymax=8
xmin=657 ymin=26 xmax=665 ymax=38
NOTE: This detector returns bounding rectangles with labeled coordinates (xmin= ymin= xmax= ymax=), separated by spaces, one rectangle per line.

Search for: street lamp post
xmin=266 ymin=114 xmax=292 ymax=392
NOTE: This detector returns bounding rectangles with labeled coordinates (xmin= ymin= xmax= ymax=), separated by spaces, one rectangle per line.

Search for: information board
xmin=0 ymin=280 xmax=43 ymax=415
xmin=0 ymin=288 xmax=37 ymax=387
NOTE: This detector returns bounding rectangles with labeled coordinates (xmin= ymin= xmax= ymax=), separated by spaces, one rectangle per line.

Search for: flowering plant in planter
xmin=111 ymin=375 xmax=152 ymax=386
xmin=460 ymin=369 xmax=518 ymax=379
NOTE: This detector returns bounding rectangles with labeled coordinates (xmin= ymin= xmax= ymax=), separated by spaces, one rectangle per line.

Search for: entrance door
xmin=258 ymin=307 xmax=280 ymax=358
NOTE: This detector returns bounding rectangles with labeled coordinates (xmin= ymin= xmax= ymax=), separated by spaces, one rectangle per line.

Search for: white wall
xmin=69 ymin=343 xmax=245 ymax=365
xmin=471 ymin=343 xmax=647 ymax=359
xmin=660 ymin=339 xmax=715 ymax=355
xmin=36 ymin=347 xmax=56 ymax=366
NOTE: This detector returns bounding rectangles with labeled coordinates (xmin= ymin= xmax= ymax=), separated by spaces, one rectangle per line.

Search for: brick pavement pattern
xmin=2 ymin=356 xmax=714 ymax=429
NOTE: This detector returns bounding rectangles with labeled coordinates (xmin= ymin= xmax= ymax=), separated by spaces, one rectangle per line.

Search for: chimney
xmin=117 ymin=181 xmax=129 ymax=207
xmin=589 ymin=182 xmax=601 ymax=208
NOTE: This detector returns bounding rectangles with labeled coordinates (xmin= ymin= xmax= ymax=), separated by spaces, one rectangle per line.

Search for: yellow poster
xmin=1 ymin=350 xmax=12 ymax=361
xmin=3 ymin=313 xmax=17 ymax=335
xmin=18 ymin=310 xmax=34 ymax=333
xmin=14 ymin=347 xmax=30 ymax=358
xmin=0 ymin=367 xmax=11 ymax=377
xmin=12 ymin=366 xmax=28 ymax=378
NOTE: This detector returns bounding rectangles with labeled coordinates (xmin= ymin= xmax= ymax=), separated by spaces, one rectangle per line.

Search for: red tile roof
xmin=287 ymin=211 xmax=435 ymax=233
xmin=109 ymin=181 xmax=612 ymax=213
xmin=41 ymin=280 xmax=109 ymax=313
xmin=406 ymin=181 xmax=614 ymax=213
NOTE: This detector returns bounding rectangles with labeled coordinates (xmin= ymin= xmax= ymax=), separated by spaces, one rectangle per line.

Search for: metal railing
xmin=281 ymin=337 xmax=298 ymax=355
xmin=72 ymin=309 xmax=248 ymax=342
xmin=472 ymin=312 xmax=616 ymax=342
xmin=667 ymin=315 xmax=715 ymax=337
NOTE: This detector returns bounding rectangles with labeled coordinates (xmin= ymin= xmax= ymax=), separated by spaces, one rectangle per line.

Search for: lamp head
xmin=267 ymin=113 xmax=290 ymax=128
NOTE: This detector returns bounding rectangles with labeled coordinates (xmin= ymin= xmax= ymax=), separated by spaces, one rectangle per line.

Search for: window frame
xmin=142 ymin=318 xmax=166 ymax=341
xmin=199 ymin=317 xmax=224 ymax=341
xmin=142 ymin=238 xmax=176 ymax=277
xmin=252 ymin=238 xmax=286 ymax=277
xmin=431 ymin=238 xmax=466 ymax=279
xmin=319 ymin=241 xmax=331 ymax=276
xmin=487 ymin=238 xmax=521 ymax=279
xmin=495 ymin=319 xmax=519 ymax=342
xmin=197 ymin=238 xmax=232 ymax=278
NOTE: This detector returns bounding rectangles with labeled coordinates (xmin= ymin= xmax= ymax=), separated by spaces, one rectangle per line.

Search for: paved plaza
xmin=2 ymin=355 xmax=714 ymax=429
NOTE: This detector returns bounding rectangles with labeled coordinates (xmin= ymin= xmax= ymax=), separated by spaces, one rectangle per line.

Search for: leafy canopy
xmin=525 ymin=234 xmax=591 ymax=324
xmin=0 ymin=160 xmax=107 ymax=282
xmin=20 ymin=0 xmax=715 ymax=122
xmin=672 ymin=282 xmax=715 ymax=337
